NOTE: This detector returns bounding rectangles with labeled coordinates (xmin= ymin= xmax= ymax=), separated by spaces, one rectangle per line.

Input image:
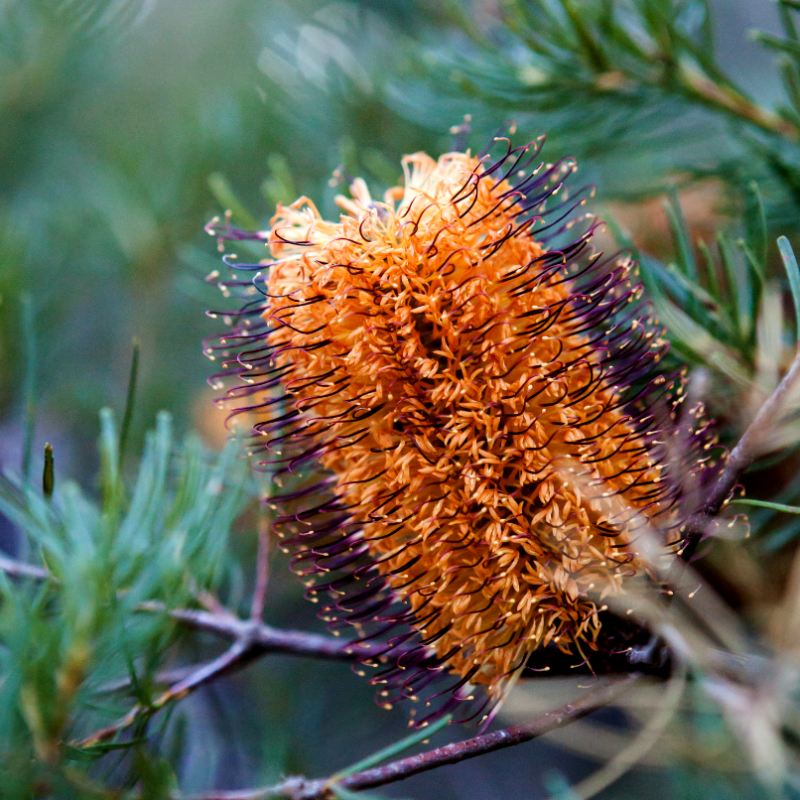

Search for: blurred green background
xmin=0 ymin=0 xmax=792 ymax=798
xmin=0 ymin=0 xmax=449 ymax=483
xmin=0 ymin=0 xmax=785 ymax=477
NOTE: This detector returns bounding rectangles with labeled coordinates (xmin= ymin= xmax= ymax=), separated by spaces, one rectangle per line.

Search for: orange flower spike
xmin=207 ymin=138 xmax=718 ymax=727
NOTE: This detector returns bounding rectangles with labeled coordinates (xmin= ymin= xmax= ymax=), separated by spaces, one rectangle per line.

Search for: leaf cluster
xmin=0 ymin=411 xmax=251 ymax=797
xmin=413 ymin=0 xmax=800 ymax=215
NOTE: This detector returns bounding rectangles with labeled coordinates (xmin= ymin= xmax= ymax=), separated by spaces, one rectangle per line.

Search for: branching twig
xmin=76 ymin=604 xmax=398 ymax=748
xmin=178 ymin=674 xmax=641 ymax=800
xmin=0 ymin=557 xmax=383 ymax=663
xmin=0 ymin=555 xmax=368 ymax=662
xmin=138 ymin=602 xmax=378 ymax=661
xmin=77 ymin=638 xmax=260 ymax=747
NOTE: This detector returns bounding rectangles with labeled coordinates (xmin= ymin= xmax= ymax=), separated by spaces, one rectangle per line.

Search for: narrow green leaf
xmin=42 ymin=444 xmax=54 ymax=499
xmin=124 ymin=647 xmax=151 ymax=707
xmin=641 ymin=254 xmax=693 ymax=305
xmin=262 ymin=153 xmax=298 ymax=207
xmin=752 ymin=30 xmax=800 ymax=60
xmin=732 ymin=499 xmax=800 ymax=514
xmin=63 ymin=739 xmax=148 ymax=759
xmin=663 ymin=192 xmax=698 ymax=281
xmin=331 ymin=714 xmax=452 ymax=781
xmin=119 ymin=411 xmax=173 ymax=558
xmin=780 ymin=1 xmax=800 ymax=42
xmin=744 ymin=181 xmax=767 ymax=275
xmin=58 ymin=481 xmax=99 ymax=557
xmin=778 ymin=235 xmax=800 ymax=340
xmin=653 ymin=294 xmax=751 ymax=385
xmin=718 ymin=233 xmax=753 ymax=343
xmin=119 ymin=338 xmax=140 ymax=471
xmin=698 ymin=0 xmax=715 ymax=56
xmin=99 ymin=408 xmax=122 ymax=516
xmin=558 ymin=0 xmax=608 ymax=72
xmin=738 ymin=237 xmax=765 ymax=337
xmin=737 ymin=239 xmax=765 ymax=287
xmin=0 ymin=473 xmax=59 ymax=559
xmin=662 ymin=263 xmax=736 ymax=339
xmin=697 ymin=238 xmax=720 ymax=299
xmin=780 ymin=56 xmax=800 ymax=117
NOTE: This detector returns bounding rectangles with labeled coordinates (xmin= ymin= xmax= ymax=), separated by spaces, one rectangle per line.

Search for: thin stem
xmin=0 ymin=553 xmax=49 ymax=581
xmin=329 ymin=714 xmax=452 ymax=783
xmin=732 ymin=498 xmax=800 ymax=513
xmin=138 ymin=603 xmax=370 ymax=661
xmin=250 ymin=511 xmax=272 ymax=621
xmin=0 ymin=564 xmax=395 ymax=660
xmin=118 ymin=338 xmax=140 ymax=471
xmin=77 ymin=638 xmax=258 ymax=748
xmin=73 ymin=604 xmax=395 ymax=748
xmin=676 ymin=63 xmax=799 ymax=141
xmin=681 ymin=345 xmax=800 ymax=559
xmin=177 ymin=675 xmax=641 ymax=800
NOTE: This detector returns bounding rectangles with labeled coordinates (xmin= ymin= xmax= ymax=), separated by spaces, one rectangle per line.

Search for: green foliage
xmin=413 ymin=0 xmax=727 ymax=187
xmin=412 ymin=0 xmax=800 ymax=229
xmin=0 ymin=410 xmax=251 ymax=794
xmin=0 ymin=0 xmax=442 ymax=464
xmin=611 ymin=192 xmax=770 ymax=387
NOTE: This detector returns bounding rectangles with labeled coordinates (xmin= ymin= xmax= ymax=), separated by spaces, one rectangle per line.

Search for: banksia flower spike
xmin=206 ymin=136 xmax=718 ymax=727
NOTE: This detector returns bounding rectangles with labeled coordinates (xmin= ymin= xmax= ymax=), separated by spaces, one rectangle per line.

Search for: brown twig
xmin=178 ymin=674 xmax=641 ymax=800
xmin=77 ymin=638 xmax=260 ymax=747
xmin=0 ymin=555 xmax=361 ymax=662
xmin=681 ymin=347 xmax=800 ymax=560
xmin=676 ymin=64 xmax=799 ymax=142
xmin=138 ymin=603 xmax=378 ymax=661
xmin=75 ymin=604 xmax=397 ymax=749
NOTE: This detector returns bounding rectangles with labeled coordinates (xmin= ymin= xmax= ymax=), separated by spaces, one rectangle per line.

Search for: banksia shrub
xmin=206 ymin=138 xmax=717 ymax=726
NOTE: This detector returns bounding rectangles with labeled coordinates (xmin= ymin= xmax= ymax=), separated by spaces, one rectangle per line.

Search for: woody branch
xmin=179 ymin=675 xmax=640 ymax=800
